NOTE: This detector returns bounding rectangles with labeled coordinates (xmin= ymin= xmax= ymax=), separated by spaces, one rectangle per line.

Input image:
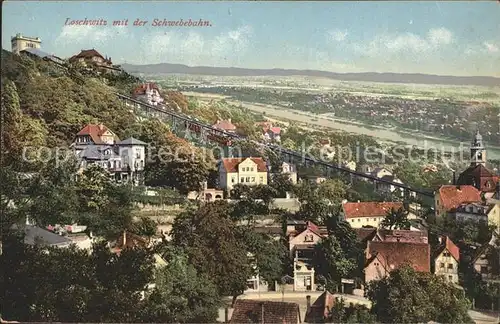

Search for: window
xmin=373 ymin=218 xmax=376 ymax=221
xmin=231 ymin=177 xmax=236 ymax=183
xmin=351 ymin=219 xmax=354 ymax=222
xmin=304 ymin=234 xmax=314 ymax=242
xmin=245 ymin=177 xmax=250 ymax=182
xmin=448 ymin=275 xmax=453 ymax=281
xmin=358 ymin=219 xmax=361 ymax=222
xmin=480 ymin=266 xmax=488 ymax=274
xmin=251 ymin=177 xmax=255 ymax=182
xmin=241 ymin=177 xmax=244 ymax=183
xmin=443 ymin=252 xmax=450 ymax=257
xmin=440 ymin=263 xmax=445 ymax=268
xmin=251 ymin=167 xmax=254 ymax=171
xmin=374 ymin=262 xmax=379 ymax=266
xmin=447 ymin=264 xmax=453 ymax=269
xmin=259 ymin=176 xmax=263 ymax=182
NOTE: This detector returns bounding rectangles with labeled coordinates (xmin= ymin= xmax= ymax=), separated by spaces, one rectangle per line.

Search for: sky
xmin=2 ymin=1 xmax=500 ymax=77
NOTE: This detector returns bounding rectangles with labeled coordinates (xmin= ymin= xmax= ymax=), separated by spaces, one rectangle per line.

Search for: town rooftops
xmin=435 ymin=236 xmax=460 ymax=262
xmin=117 ymin=137 xmax=148 ymax=146
xmin=342 ymin=201 xmax=404 ymax=219
xmin=220 ymin=157 xmax=267 ymax=173
xmin=437 ymin=185 xmax=482 ymax=211
xmin=213 ymin=118 xmax=237 ymax=131
xmin=230 ymin=299 xmax=301 ymax=324
xmin=366 ymin=241 xmax=431 ymax=273
xmin=76 ymin=123 xmax=119 ymax=144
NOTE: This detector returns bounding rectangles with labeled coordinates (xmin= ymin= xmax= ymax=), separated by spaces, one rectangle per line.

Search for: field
xmin=156 ymin=74 xmax=500 ymax=103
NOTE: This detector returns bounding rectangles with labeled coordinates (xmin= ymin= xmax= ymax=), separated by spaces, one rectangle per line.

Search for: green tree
xmin=27 ymin=156 xmax=80 ymax=226
xmin=367 ymin=265 xmax=473 ymax=323
xmin=142 ymin=251 xmax=220 ymax=323
xmin=380 ymin=207 xmax=411 ymax=230
xmin=170 ymin=201 xmax=252 ymax=298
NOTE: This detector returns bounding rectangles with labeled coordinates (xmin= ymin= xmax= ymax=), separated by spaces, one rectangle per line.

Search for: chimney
xmin=452 ymin=171 xmax=456 ymax=185
xmin=306 ymin=295 xmax=311 ymax=314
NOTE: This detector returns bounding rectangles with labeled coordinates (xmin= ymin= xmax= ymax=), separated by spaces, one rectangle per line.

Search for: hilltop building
xmin=11 ymin=33 xmax=41 ymax=54
xmin=69 ymin=49 xmax=121 ymax=74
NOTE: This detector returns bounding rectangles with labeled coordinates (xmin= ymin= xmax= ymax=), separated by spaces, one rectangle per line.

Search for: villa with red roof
xmin=131 ymin=83 xmax=164 ymax=106
xmin=218 ymin=157 xmax=268 ymax=191
xmin=341 ymin=201 xmax=412 ymax=228
xmin=364 ymin=240 xmax=431 ymax=283
xmin=256 ymin=121 xmax=281 ymax=142
xmin=68 ymin=48 xmax=120 ymax=74
xmin=71 ymin=123 xmax=147 ymax=185
xmin=433 ymin=236 xmax=460 ymax=284
xmin=434 ymin=185 xmax=482 ymax=218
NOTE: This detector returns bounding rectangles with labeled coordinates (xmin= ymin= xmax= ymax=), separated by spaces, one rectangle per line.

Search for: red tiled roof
xmin=132 ymin=83 xmax=160 ymax=96
xmin=366 ymin=241 xmax=431 ymax=273
xmin=343 ymin=202 xmax=404 ymax=219
xmin=435 ymin=236 xmax=460 ymax=262
xmin=221 ymin=157 xmax=267 ymax=173
xmin=270 ymin=127 xmax=281 ymax=134
xmin=230 ymin=299 xmax=301 ymax=324
xmin=71 ymin=49 xmax=105 ymax=60
xmin=76 ymin=124 xmax=118 ymax=144
xmin=438 ymin=185 xmax=482 ymax=211
xmin=376 ymin=229 xmax=428 ymax=244
xmin=213 ymin=119 xmax=236 ymax=131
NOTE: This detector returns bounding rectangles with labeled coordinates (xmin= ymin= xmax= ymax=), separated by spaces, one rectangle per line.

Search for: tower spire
xmin=470 ymin=130 xmax=486 ymax=166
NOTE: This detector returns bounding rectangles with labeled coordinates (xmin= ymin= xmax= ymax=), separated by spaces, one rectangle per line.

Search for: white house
xmin=433 ymin=236 xmax=460 ymax=284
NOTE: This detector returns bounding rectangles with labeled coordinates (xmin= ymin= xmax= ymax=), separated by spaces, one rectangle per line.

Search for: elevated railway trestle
xmin=116 ymin=93 xmax=434 ymax=198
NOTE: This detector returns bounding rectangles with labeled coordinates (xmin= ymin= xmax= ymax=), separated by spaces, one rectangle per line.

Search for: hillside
xmin=121 ymin=63 xmax=500 ymax=87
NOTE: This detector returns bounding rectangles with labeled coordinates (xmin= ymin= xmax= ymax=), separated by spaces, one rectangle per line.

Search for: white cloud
xmin=427 ymin=27 xmax=453 ymax=45
xmin=328 ymin=29 xmax=348 ymax=42
xmin=354 ymin=27 xmax=453 ymax=56
xmin=56 ymin=25 xmax=129 ymax=45
xmin=484 ymin=41 xmax=499 ymax=53
xmin=138 ymin=25 xmax=253 ymax=66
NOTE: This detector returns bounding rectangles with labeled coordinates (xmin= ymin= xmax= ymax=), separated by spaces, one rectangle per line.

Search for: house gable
xmin=290 ymin=228 xmax=323 ymax=247
xmin=238 ymin=158 xmax=258 ymax=173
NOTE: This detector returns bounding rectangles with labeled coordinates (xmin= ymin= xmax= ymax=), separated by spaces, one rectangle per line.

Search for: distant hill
xmin=121 ymin=63 xmax=500 ymax=87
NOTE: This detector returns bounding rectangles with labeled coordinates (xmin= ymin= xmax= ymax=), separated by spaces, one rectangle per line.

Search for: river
xmin=183 ymin=92 xmax=500 ymax=160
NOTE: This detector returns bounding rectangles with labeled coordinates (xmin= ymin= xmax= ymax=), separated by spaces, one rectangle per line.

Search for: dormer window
xmin=304 ymin=234 xmax=314 ymax=242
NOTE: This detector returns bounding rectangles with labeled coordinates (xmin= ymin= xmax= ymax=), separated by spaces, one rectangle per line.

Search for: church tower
xmin=470 ymin=130 xmax=486 ymax=166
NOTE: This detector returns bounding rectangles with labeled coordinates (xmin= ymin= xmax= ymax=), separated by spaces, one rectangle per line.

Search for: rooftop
xmin=343 ymin=202 xmax=404 ymax=218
